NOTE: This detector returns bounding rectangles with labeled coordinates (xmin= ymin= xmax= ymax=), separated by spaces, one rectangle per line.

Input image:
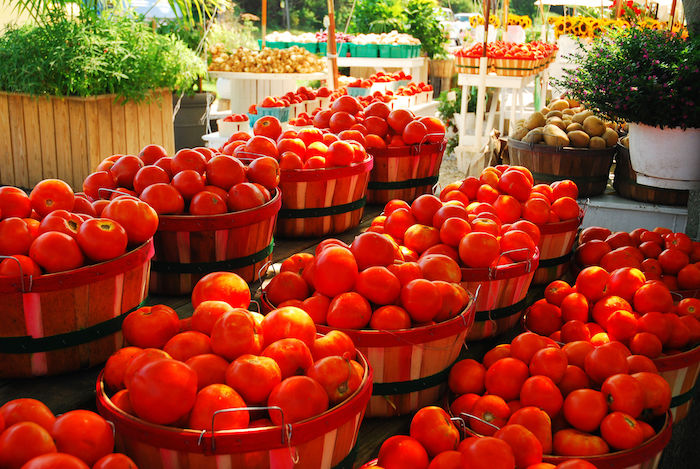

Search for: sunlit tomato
xmin=526 ymin=300 xmax=563 ymax=337
xmin=93 ymin=453 xmax=138 ymax=469
xmin=101 ymin=196 xmax=158 ymax=244
xmin=498 ymin=169 xmax=532 ymax=202
xmin=188 ymin=383 xmax=249 ymax=431
xmin=185 ymin=354 xmax=229 ymax=390
xmin=551 ymin=197 xmax=579 ymax=220
xmin=355 ymin=266 xmax=401 ymax=305
xmin=138 ymin=143 xmax=168 ymax=165
xmin=560 ymin=291 xmax=590 ymax=323
xmin=51 ymin=410 xmax=113 ymax=466
xmin=584 ymin=341 xmax=629 ymax=384
xmin=601 ymin=373 xmax=645 ymax=418
xmin=0 ymin=186 xmax=32 ymax=218
xmin=0 ymin=399 xmax=55 ymax=434
xmin=510 ymin=332 xmax=553 ymax=364
xmin=0 ymin=254 xmax=41 ymax=278
xmin=128 ymin=358 xmax=198 ymax=425
xmin=171 ymin=149 xmax=207 ymax=175
xmin=307 ymin=356 xmax=363 ymax=405
xmin=485 ymin=357 xmax=529 ymax=401
xmin=83 ymin=171 xmax=118 ymax=201
xmin=377 ymin=435 xmax=429 ymax=469
xmin=459 ymin=231 xmax=500 ymax=268
xmin=562 ymin=389 xmax=608 ymax=432
xmin=0 ymin=217 xmax=33 ymax=255
xmin=386 ymin=109 xmax=415 ymax=134
xmin=633 ymin=281 xmax=673 ymax=313
xmin=529 ymin=347 xmax=568 ymax=383
xmin=29 ymin=179 xmax=74 ymax=217
xmin=575 ymin=266 xmax=610 ymax=302
xmin=600 ymin=411 xmax=644 ymax=451
xmin=458 ymin=436 xmax=515 ymax=469
xmin=448 ymin=359 xmax=486 ymax=395
xmin=400 ymin=279 xmax=443 ymax=323
xmin=267 ymin=375 xmax=328 ymax=424
xmin=139 ymin=183 xmax=184 ymax=214
xmin=103 ymin=346 xmax=143 ymax=392
xmin=248 ymin=156 xmax=280 ymax=190
xmin=468 ymin=394 xmax=511 ymax=436
xmin=132 ymin=165 xmax=170 ymax=195
xmin=0 ymin=421 xmax=57 ymax=469
xmin=253 ymin=115 xmax=283 ymax=140
xmin=494 ymin=424 xmax=543 ymax=469
xmin=313 ymin=245 xmax=358 ymax=297
xmin=29 ymin=232 xmax=84 ymax=273
xmin=76 ymin=218 xmax=127 ymax=262
xmin=351 ymin=231 xmax=397 ymax=270
xmin=520 ymin=375 xmax=563 ymax=418
xmin=553 ymin=429 xmax=609 ymax=456
xmin=121 ymin=304 xmax=179 ymax=348
xmin=109 ymin=155 xmax=144 ymax=189
xmin=500 ymin=229 xmax=536 ymax=262
xmin=409 ymin=406 xmax=459 ymax=458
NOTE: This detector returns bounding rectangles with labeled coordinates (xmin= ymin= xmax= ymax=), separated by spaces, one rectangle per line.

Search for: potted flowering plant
xmin=557 ymin=27 xmax=700 ymax=190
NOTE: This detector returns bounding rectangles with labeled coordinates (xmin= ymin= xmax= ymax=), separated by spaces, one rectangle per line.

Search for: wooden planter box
xmin=0 ymin=89 xmax=175 ymax=190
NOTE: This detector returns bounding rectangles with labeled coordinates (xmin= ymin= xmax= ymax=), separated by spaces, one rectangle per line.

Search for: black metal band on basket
xmin=277 ymin=198 xmax=366 ymax=219
xmin=332 ymin=444 xmax=358 ymax=469
xmin=150 ymin=241 xmax=274 ymax=274
xmin=530 ymin=171 xmax=607 ymax=186
xmin=474 ymin=297 xmax=530 ymax=322
xmin=670 ymin=380 xmax=700 ymax=408
xmin=372 ymin=360 xmax=456 ymax=396
xmin=0 ymin=299 xmax=148 ymax=353
xmin=367 ymin=175 xmax=439 ymax=191
xmin=537 ymin=251 xmax=574 ymax=268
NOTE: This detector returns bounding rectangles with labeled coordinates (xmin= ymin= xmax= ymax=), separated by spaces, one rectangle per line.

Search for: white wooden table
xmin=337 ymin=57 xmax=429 ymax=84
xmin=209 ymin=71 xmax=327 ymax=115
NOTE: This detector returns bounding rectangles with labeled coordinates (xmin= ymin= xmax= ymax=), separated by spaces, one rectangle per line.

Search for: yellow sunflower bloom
xmin=548 ymin=17 xmax=557 ymax=25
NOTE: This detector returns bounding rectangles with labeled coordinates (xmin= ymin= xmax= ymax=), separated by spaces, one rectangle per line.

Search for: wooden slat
xmin=53 ymin=98 xmax=72 ymax=185
xmin=149 ymin=97 xmax=163 ymax=148
xmin=96 ymin=96 xmax=114 ymax=162
xmin=124 ymin=100 xmax=140 ymax=155
xmin=21 ymin=96 xmax=43 ymax=187
xmin=68 ymin=99 xmax=88 ymax=190
xmin=0 ymin=94 xmax=15 ymax=185
xmin=84 ymin=99 xmax=101 ymax=183
xmin=37 ymin=97 xmax=58 ymax=181
xmin=111 ymin=98 xmax=127 ymax=155
xmin=160 ymin=90 xmax=175 ymax=156
xmin=138 ymin=98 xmax=151 ymax=150
xmin=8 ymin=94 xmax=28 ymax=188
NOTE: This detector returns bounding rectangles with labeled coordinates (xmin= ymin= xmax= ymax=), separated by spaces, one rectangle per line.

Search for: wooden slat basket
xmin=0 ymin=90 xmax=175 ymax=190
xmin=275 ymin=156 xmax=373 ymax=238
xmin=460 ymin=249 xmax=540 ymax=341
xmin=507 ymin=138 xmax=616 ymax=197
xmin=366 ymin=138 xmax=446 ymax=205
xmin=614 ymin=141 xmax=689 ymax=206
xmin=261 ymin=293 xmax=476 ymax=418
xmin=0 ymin=241 xmax=154 ymax=378
xmin=96 ymin=349 xmax=373 ymax=469
xmin=532 ymin=211 xmax=583 ymax=285
xmin=653 ymin=344 xmax=700 ymax=422
xmin=149 ymin=189 xmax=281 ymax=295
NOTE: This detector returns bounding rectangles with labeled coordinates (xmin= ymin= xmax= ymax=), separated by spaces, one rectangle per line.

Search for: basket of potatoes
xmin=507 ymin=98 xmax=619 ymax=197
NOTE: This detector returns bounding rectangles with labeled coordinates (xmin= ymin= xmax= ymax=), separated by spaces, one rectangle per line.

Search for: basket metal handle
xmin=0 ymin=255 xmax=33 ymax=293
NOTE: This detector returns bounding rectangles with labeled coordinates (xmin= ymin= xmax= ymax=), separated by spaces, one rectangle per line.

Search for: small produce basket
xmin=264 ymin=295 xmax=477 ymax=418
xmin=149 ymin=189 xmax=281 ymax=295
xmin=0 ymin=241 xmax=154 ymax=378
xmin=507 ymin=137 xmax=616 ymax=197
xmin=493 ymin=58 xmax=538 ymax=77
xmin=614 ymin=141 xmax=689 ymax=206
xmin=366 ymin=138 xmax=446 ymax=205
xmin=256 ymin=105 xmax=290 ymax=123
xmin=460 ymin=249 xmax=540 ymax=340
xmin=532 ymin=210 xmax=583 ymax=285
xmin=97 ymin=351 xmax=373 ymax=469
xmin=276 ymin=156 xmax=373 ymax=238
xmin=653 ymin=344 xmax=700 ymax=422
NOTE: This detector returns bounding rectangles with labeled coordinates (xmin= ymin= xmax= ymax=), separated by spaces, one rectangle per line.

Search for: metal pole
xmin=327 ymin=0 xmax=340 ymax=89
xmin=262 ymin=0 xmax=267 ymax=48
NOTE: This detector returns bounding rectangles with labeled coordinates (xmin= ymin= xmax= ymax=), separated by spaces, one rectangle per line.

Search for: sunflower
xmin=548 ymin=17 xmax=557 ymax=25
xmin=470 ymin=16 xmax=479 ymax=27
xmin=555 ymin=21 xmax=566 ymax=37
xmin=578 ymin=21 xmax=589 ymax=36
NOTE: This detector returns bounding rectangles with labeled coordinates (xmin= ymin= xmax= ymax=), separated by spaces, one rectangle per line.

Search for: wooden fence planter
xmin=0 ymin=89 xmax=175 ymax=190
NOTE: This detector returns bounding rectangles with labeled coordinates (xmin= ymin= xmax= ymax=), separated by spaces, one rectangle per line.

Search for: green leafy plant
xmin=0 ymin=12 xmax=205 ymax=101
xmin=405 ymin=0 xmax=448 ymax=58
xmin=351 ymin=0 xmax=405 ymax=34
xmin=556 ymin=27 xmax=700 ymax=129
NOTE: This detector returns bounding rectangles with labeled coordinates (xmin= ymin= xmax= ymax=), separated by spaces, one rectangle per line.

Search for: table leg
xmin=474 ymin=57 xmax=489 ymax=150
xmin=510 ymin=88 xmax=517 ymax=135
xmin=485 ymin=88 xmax=499 ymax=140
xmin=459 ymin=83 xmax=469 ymax=146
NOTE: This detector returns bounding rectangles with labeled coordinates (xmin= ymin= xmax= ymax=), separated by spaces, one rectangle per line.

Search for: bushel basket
xmin=0 ymin=241 xmax=153 ymax=377
xmin=507 ymin=138 xmax=615 ymax=197
xmin=149 ymin=189 xmax=280 ymax=295
xmin=532 ymin=210 xmax=583 ymax=285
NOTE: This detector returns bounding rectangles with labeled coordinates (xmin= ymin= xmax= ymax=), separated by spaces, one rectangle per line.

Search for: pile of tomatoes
xmin=454 ymin=41 xmax=557 ymax=60
xmin=0 ymin=398 xmax=136 ymax=469
xmin=446 ymin=332 xmax=671 ymax=459
xmin=0 ymin=180 xmax=157 ymax=275
xmin=221 ymin=114 xmax=370 ymax=170
xmin=367 ymin=166 xmax=580 ymax=270
xmin=264 ymin=232 xmax=470 ymax=330
xmin=575 ymin=226 xmax=700 ymax=291
xmin=82 ymin=144 xmax=279 ymax=216
xmin=372 ymin=405 xmax=599 ymax=469
xmin=526 ymin=265 xmax=700 ymax=357
xmin=104 ymin=272 xmax=364 ymax=430
xmin=311 ymin=95 xmax=445 ymax=149
xmin=254 ymin=86 xmax=331 ymax=110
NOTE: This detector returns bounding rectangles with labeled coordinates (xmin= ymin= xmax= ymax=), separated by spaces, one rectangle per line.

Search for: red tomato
xmin=188 ymin=384 xmax=249 ymax=431
xmin=267 ymin=376 xmax=329 ymax=424
xmin=356 ymin=266 xmax=401 ymax=305
xmin=313 ymin=246 xmax=358 ymax=297
xmin=0 ymin=217 xmax=33 ymax=255
xmin=103 ymin=346 xmax=142 ymax=392
xmin=459 ymin=231 xmax=500 ymax=268
xmin=189 ymin=191 xmax=227 ymax=215
xmin=326 ymin=292 xmax=372 ymax=329
xmin=139 ymin=183 xmax=185 ymax=214
xmin=575 ymin=266 xmax=610 ymax=302
xmin=529 ymin=347 xmax=568 ymax=383
xmin=0 ymin=186 xmax=32 ymax=218
xmin=0 ymin=399 xmax=55 ymax=433
xmin=377 ymin=435 xmax=429 ymax=469
xmin=632 ymin=371 xmax=671 ymax=415
xmin=261 ymin=306 xmax=316 ymax=349
xmin=494 ymin=424 xmax=543 ymax=468
xmin=76 ymin=218 xmax=127 ymax=262
xmin=469 ymin=394 xmax=511 ymax=436
xmin=458 ymin=436 xmax=516 ymax=469
xmin=601 ymin=373 xmax=645 ymax=418
xmin=584 ymin=341 xmax=629 ymax=384
xmin=563 ymin=389 xmax=608 ymax=432
xmin=0 ymin=422 xmax=57 ymax=469
xmin=163 ymin=331 xmax=212 ymax=362
xmin=351 ymin=231 xmax=397 ymax=270
xmin=110 ymin=155 xmax=144 ymax=188
xmin=520 ymin=375 xmax=563 ymax=418
xmin=29 ymin=179 xmax=75 ymax=217
xmin=101 ymin=196 xmax=158 ymax=244
xmin=29 ymin=232 xmax=84 ymax=273
xmin=400 ymin=279 xmax=443 ymax=323
xmin=92 ymin=453 xmax=138 ymax=469
xmin=83 ymin=171 xmax=118 ymax=201
xmin=409 ymin=406 xmax=459 ymax=458
xmin=191 ymin=271 xmax=251 ymax=309
xmin=485 ymin=357 xmax=529 ymax=401
xmin=507 ymin=406 xmax=553 ymax=454
xmin=121 ymin=305 xmax=179 ymax=349
xmin=307 ymin=356 xmax=363 ymax=405
xmin=210 ymin=310 xmax=263 ymax=361
xmin=51 ymin=410 xmax=113 ymax=466
xmin=553 ymin=429 xmax=609 ymax=456
xmin=128 ymin=359 xmax=198 ymax=425
xmin=132 ymin=165 xmax=170 ymax=194
xmin=172 ymin=149 xmax=207 ymax=174
xmin=599 ymin=411 xmax=644 ymax=450
xmin=448 ymin=359 xmax=486 ymax=395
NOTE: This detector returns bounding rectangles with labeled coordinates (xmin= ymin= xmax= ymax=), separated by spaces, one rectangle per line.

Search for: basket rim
xmin=507 ymin=136 xmax=618 ymax=156
xmin=539 ymin=209 xmax=584 ymax=235
xmin=460 ymin=247 xmax=540 ymax=281
xmin=0 ymin=239 xmax=154 ymax=294
xmin=156 ymin=188 xmax=281 ymax=231
xmin=96 ymin=347 xmax=373 ymax=454
xmin=279 ymin=155 xmax=374 ymax=183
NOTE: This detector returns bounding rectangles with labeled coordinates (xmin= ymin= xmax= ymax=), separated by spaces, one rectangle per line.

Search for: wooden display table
xmin=209 ymin=71 xmax=327 ymax=115
xmin=337 ymin=56 xmax=429 ymax=84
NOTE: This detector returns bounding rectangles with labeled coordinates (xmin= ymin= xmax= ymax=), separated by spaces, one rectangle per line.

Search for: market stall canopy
xmin=534 ymin=0 xmax=613 ymax=6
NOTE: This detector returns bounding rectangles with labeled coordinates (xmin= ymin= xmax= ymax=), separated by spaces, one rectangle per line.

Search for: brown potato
xmin=522 ymin=127 xmax=544 ymax=144
xmin=549 ymin=99 xmax=570 ymax=111
xmin=589 ymin=136 xmax=607 ymax=149
xmin=566 ymin=122 xmax=584 ymax=132
xmin=583 ymin=116 xmax=606 ymax=137
xmin=525 ymin=112 xmax=546 ymax=130
xmin=567 ymin=130 xmax=590 ymax=148
xmin=572 ymin=110 xmax=593 ymax=124
xmin=602 ymin=128 xmax=619 ymax=147
xmin=543 ymin=124 xmax=570 ymax=146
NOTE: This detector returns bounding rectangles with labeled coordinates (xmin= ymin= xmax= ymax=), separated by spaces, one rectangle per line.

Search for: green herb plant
xmin=405 ymin=0 xmax=448 ymax=59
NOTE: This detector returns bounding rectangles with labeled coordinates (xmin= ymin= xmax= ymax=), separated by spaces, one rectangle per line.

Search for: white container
xmin=216 ymin=118 xmax=250 ymax=138
xmin=628 ymin=123 xmax=700 ymax=190
xmin=506 ymin=25 xmax=526 ymax=43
